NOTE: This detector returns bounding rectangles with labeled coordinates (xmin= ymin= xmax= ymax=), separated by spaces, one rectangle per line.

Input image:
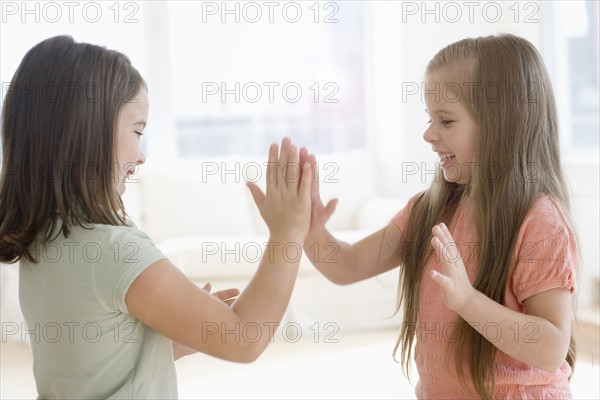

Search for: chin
xmin=443 ymin=176 xmax=461 ymax=184
xmin=442 ymin=168 xmax=461 ymax=184
xmin=442 ymin=162 xmax=471 ymax=185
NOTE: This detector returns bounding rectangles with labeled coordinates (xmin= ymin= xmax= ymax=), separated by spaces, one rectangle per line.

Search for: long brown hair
xmin=393 ymin=34 xmax=575 ymax=399
xmin=0 ymin=35 xmax=146 ymax=263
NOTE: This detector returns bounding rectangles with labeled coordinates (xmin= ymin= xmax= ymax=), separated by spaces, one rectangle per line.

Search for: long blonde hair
xmin=393 ymin=34 xmax=575 ymax=399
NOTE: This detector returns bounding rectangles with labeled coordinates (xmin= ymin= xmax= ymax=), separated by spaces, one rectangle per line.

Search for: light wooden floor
xmin=2 ymin=327 xmax=599 ymax=399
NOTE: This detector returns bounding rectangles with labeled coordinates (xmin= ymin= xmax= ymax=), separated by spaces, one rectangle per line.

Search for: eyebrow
xmin=133 ymin=121 xmax=147 ymax=128
xmin=425 ymin=108 xmax=455 ymax=115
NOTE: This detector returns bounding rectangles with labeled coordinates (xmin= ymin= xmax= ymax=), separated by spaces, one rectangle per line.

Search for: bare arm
xmin=172 ymin=283 xmax=239 ymax=361
xmin=127 ymin=238 xmax=302 ymax=363
xmin=300 ymin=150 xmax=403 ymax=285
xmin=126 ymin=138 xmax=313 ymax=363
xmin=457 ymin=288 xmax=571 ymax=371
xmin=304 ymin=223 xmax=403 ymax=285
xmin=430 ymin=223 xmax=572 ymax=371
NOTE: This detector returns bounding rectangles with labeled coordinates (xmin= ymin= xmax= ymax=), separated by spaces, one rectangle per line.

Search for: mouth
xmin=122 ymin=170 xmax=135 ymax=183
xmin=438 ymin=152 xmax=456 ymax=167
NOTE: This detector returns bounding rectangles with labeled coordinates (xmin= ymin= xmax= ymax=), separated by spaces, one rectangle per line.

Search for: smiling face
xmin=114 ymin=89 xmax=148 ymax=195
xmin=423 ymin=71 xmax=479 ymax=185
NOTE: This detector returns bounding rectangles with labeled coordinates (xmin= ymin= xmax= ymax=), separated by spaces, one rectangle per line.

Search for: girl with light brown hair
xmin=302 ymin=34 xmax=578 ymax=399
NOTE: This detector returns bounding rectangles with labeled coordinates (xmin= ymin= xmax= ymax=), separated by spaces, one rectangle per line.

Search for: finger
xmin=299 ymin=147 xmax=309 ymax=169
xmin=432 ymin=224 xmax=451 ymax=248
xmin=266 ymin=143 xmax=279 ymax=191
xmin=279 ymin=137 xmax=291 ymax=168
xmin=213 ymin=288 xmax=241 ymax=302
xmin=246 ymin=182 xmax=265 ymax=210
xmin=437 ymin=223 xmax=453 ymax=244
xmin=278 ymin=138 xmax=291 ymax=188
xmin=431 ymin=232 xmax=457 ymax=269
xmin=431 ymin=236 xmax=450 ymax=271
xmin=224 ymin=299 xmax=236 ymax=306
xmin=440 ymin=223 xmax=454 ymax=243
xmin=299 ymin=162 xmax=313 ymax=199
xmin=201 ymin=282 xmax=212 ymax=292
xmin=324 ymin=198 xmax=338 ymax=221
xmin=308 ymin=154 xmax=322 ymax=205
xmin=430 ymin=236 xmax=443 ymax=258
xmin=430 ymin=269 xmax=452 ymax=288
xmin=431 ymin=224 xmax=443 ymax=242
xmin=286 ymin=144 xmax=299 ymax=191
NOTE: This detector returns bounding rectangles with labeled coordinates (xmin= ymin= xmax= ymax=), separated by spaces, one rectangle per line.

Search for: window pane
xmin=568 ymin=1 xmax=599 ymax=148
xmin=545 ymin=0 xmax=599 ymax=152
xmin=168 ymin=1 xmax=366 ymax=157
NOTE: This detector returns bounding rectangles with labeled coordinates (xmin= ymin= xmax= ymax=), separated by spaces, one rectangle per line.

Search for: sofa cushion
xmin=137 ymin=160 xmax=257 ymax=242
xmin=309 ymin=150 xmax=377 ymax=230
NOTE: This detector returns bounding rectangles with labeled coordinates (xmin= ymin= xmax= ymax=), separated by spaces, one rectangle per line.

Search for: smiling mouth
xmin=439 ymin=153 xmax=456 ymax=167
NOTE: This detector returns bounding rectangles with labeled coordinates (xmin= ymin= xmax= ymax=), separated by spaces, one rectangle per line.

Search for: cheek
xmin=459 ymin=128 xmax=478 ymax=161
xmin=120 ymin=138 xmax=138 ymax=159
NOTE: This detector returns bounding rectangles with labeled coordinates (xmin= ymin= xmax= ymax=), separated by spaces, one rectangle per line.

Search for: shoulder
xmin=74 ymin=218 xmax=150 ymax=245
xmin=391 ymin=191 xmax=425 ymax=229
xmin=511 ymin=195 xmax=578 ymax=303
xmin=62 ymin=217 xmax=163 ymax=268
xmin=518 ymin=195 xmax=575 ymax=244
xmin=86 ymin=219 xmax=166 ymax=312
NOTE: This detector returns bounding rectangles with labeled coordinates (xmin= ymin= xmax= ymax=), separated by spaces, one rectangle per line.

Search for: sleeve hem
xmin=516 ymin=278 xmax=575 ymax=305
xmin=114 ymin=251 xmax=168 ymax=314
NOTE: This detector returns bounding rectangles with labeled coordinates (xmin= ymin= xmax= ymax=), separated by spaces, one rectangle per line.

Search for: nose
xmin=423 ymin=125 xmax=439 ymax=143
xmin=137 ymin=151 xmax=146 ymax=166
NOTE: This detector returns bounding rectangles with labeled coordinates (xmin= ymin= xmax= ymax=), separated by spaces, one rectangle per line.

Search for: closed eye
xmin=135 ymin=131 xmax=144 ymax=136
xmin=441 ymin=120 xmax=454 ymax=126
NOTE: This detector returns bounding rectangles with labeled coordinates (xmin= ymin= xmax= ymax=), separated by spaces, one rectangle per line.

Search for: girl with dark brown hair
xmin=0 ymin=35 xmax=313 ymax=398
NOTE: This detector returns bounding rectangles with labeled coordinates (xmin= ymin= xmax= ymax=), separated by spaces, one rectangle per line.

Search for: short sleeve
xmin=391 ymin=193 xmax=422 ymax=235
xmin=92 ymin=223 xmax=167 ymax=314
xmin=511 ymin=197 xmax=578 ymax=305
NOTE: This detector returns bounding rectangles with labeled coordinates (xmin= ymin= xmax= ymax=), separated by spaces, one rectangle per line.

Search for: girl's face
xmin=114 ymin=89 xmax=148 ymax=195
xmin=423 ymin=73 xmax=479 ymax=185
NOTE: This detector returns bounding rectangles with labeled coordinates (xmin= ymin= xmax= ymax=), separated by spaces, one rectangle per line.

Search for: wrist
xmin=304 ymin=227 xmax=328 ymax=248
xmin=456 ymin=287 xmax=481 ymax=317
xmin=267 ymin=232 xmax=305 ymax=247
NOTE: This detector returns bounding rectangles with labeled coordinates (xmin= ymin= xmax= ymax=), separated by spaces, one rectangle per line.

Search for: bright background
xmin=1 ymin=1 xmax=598 ymax=398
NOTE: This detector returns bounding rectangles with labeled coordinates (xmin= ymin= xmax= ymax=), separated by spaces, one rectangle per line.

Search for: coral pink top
xmin=392 ymin=194 xmax=577 ymax=399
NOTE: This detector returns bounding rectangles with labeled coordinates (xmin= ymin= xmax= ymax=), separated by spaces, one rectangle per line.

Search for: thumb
xmin=201 ymin=282 xmax=212 ymax=293
xmin=246 ymin=182 xmax=265 ymax=209
xmin=324 ymin=198 xmax=338 ymax=220
xmin=430 ymin=270 xmax=451 ymax=288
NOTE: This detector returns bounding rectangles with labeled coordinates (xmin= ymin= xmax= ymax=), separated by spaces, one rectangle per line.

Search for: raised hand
xmin=298 ymin=148 xmax=338 ymax=239
xmin=247 ymin=137 xmax=313 ymax=243
xmin=429 ymin=223 xmax=476 ymax=312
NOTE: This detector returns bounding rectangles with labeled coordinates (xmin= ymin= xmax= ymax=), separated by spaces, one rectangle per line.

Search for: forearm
xmin=458 ymin=291 xmax=570 ymax=371
xmin=229 ymin=235 xmax=302 ymax=360
xmin=304 ymin=228 xmax=356 ymax=284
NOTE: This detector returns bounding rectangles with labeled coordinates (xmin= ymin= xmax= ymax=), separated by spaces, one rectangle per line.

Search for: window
xmin=165 ymin=1 xmax=366 ymax=158
xmin=542 ymin=0 xmax=599 ymax=154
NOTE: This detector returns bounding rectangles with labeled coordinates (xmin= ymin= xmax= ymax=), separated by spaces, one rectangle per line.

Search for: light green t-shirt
xmin=19 ymin=217 xmax=177 ymax=399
